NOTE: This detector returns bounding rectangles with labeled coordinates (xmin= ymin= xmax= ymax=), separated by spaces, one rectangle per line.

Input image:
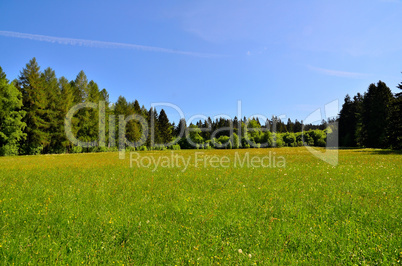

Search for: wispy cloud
xmin=380 ymin=0 xmax=400 ymax=3
xmin=307 ymin=65 xmax=368 ymax=78
xmin=0 ymin=30 xmax=220 ymax=57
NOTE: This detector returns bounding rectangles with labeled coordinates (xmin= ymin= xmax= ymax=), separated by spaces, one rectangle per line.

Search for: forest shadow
xmin=338 ymin=148 xmax=402 ymax=155
xmin=368 ymin=149 xmax=402 ymax=155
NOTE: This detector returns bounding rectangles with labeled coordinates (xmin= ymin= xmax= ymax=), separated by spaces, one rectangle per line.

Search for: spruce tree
xmin=72 ymin=70 xmax=88 ymax=103
xmin=339 ymin=95 xmax=359 ymax=147
xmin=158 ymin=109 xmax=172 ymax=145
xmin=388 ymin=76 xmax=402 ymax=149
xmin=0 ymin=67 xmax=26 ymax=155
xmin=361 ymin=81 xmax=393 ymax=148
xmin=41 ymin=67 xmax=60 ymax=153
xmin=58 ymin=77 xmax=76 ymax=151
xmin=18 ymin=58 xmax=48 ymax=154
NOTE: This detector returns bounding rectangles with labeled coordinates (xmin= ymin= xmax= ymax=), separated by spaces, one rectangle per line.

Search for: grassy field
xmin=0 ymin=148 xmax=401 ymax=264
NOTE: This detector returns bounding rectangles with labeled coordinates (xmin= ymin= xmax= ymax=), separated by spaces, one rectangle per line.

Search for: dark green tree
xmin=0 ymin=67 xmax=26 ymax=155
xmin=58 ymin=77 xmax=76 ymax=151
xmin=18 ymin=58 xmax=48 ymax=154
xmin=72 ymin=70 xmax=88 ymax=103
xmin=158 ymin=109 xmax=172 ymax=145
xmin=361 ymin=81 xmax=393 ymax=148
xmin=41 ymin=67 xmax=61 ymax=153
xmin=339 ymin=94 xmax=360 ymax=147
xmin=388 ymin=75 xmax=402 ymax=149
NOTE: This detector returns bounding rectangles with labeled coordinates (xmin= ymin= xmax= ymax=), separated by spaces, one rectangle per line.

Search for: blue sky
xmin=1 ymin=0 xmax=401 ymax=124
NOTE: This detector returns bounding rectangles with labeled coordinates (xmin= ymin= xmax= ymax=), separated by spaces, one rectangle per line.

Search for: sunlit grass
xmin=0 ymin=148 xmax=401 ymax=264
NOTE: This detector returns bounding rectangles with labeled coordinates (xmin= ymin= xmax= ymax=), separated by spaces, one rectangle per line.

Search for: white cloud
xmin=307 ymin=65 xmax=368 ymax=78
xmin=0 ymin=30 xmax=220 ymax=57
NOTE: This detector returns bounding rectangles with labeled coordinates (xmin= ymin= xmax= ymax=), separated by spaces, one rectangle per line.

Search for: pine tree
xmin=388 ymin=75 xmax=402 ymax=149
xmin=158 ymin=109 xmax=172 ymax=145
xmin=99 ymin=88 xmax=110 ymax=148
xmin=287 ymin=118 xmax=294 ymax=132
xmin=41 ymin=67 xmax=61 ymax=153
xmin=84 ymin=80 xmax=100 ymax=143
xmin=125 ymin=101 xmax=140 ymax=144
xmin=176 ymin=118 xmax=186 ymax=138
xmin=361 ymin=81 xmax=393 ymax=148
xmin=114 ymin=96 xmax=129 ymax=147
xmin=72 ymin=70 xmax=88 ymax=103
xmin=339 ymin=94 xmax=360 ymax=147
xmin=133 ymin=100 xmax=141 ymax=114
xmin=18 ymin=58 xmax=48 ymax=154
xmin=71 ymin=72 xmax=99 ymax=149
xmin=294 ymin=119 xmax=302 ymax=133
xmin=146 ymin=107 xmax=161 ymax=148
xmin=58 ymin=77 xmax=75 ymax=151
xmin=0 ymin=67 xmax=26 ymax=155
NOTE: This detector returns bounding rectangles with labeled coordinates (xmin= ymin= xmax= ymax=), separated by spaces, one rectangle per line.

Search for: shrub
xmin=139 ymin=146 xmax=148 ymax=151
xmin=302 ymin=132 xmax=315 ymax=146
xmin=170 ymin=144 xmax=181 ymax=150
xmin=0 ymin=144 xmax=19 ymax=156
xmin=273 ymin=133 xmax=284 ymax=148
xmin=232 ymin=133 xmax=240 ymax=149
xmin=107 ymin=146 xmax=118 ymax=152
xmin=283 ymin=132 xmax=296 ymax=147
xmin=98 ymin=146 xmax=107 ymax=153
xmin=126 ymin=146 xmax=136 ymax=152
xmin=228 ymin=140 xmax=233 ymax=149
xmin=260 ymin=131 xmax=273 ymax=147
xmin=72 ymin=146 xmax=83 ymax=153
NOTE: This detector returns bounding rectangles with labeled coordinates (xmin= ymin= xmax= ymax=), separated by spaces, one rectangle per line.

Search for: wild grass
xmin=0 ymin=148 xmax=401 ymax=264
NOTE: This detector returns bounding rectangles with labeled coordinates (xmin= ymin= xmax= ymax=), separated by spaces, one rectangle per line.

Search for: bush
xmin=296 ymin=140 xmax=303 ymax=147
xmin=126 ymin=146 xmax=136 ymax=152
xmin=272 ymin=133 xmax=284 ymax=148
xmin=283 ymin=132 xmax=296 ymax=147
xmin=302 ymin=132 xmax=314 ymax=146
xmin=276 ymin=138 xmax=284 ymax=148
xmin=107 ymin=146 xmax=118 ymax=152
xmin=211 ymin=138 xmax=222 ymax=149
xmin=138 ymin=146 xmax=148 ymax=151
xmin=170 ymin=144 xmax=181 ymax=150
xmin=232 ymin=133 xmax=240 ymax=149
xmin=98 ymin=146 xmax=108 ymax=152
xmin=217 ymin=135 xmax=230 ymax=149
xmin=72 ymin=146 xmax=83 ymax=153
xmin=228 ymin=140 xmax=233 ymax=149
xmin=89 ymin=146 xmax=99 ymax=153
xmin=317 ymin=138 xmax=326 ymax=147
xmin=0 ymin=144 xmax=19 ymax=156
xmin=241 ymin=137 xmax=251 ymax=148
xmin=260 ymin=132 xmax=273 ymax=147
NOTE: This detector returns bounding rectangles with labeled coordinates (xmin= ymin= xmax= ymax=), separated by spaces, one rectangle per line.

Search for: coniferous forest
xmin=0 ymin=58 xmax=401 ymax=156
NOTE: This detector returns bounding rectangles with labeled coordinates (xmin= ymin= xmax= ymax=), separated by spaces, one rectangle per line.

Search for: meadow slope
xmin=0 ymin=148 xmax=401 ymax=264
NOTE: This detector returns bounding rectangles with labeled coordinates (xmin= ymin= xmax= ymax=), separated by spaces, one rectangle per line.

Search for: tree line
xmin=0 ymin=58 xmax=400 ymax=155
xmin=338 ymin=79 xmax=402 ymax=149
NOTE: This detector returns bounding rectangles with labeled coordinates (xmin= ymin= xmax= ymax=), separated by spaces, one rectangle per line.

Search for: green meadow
xmin=0 ymin=148 xmax=401 ymax=264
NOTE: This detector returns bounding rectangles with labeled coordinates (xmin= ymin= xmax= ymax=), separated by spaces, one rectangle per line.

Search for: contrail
xmin=0 ymin=30 xmax=220 ymax=57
